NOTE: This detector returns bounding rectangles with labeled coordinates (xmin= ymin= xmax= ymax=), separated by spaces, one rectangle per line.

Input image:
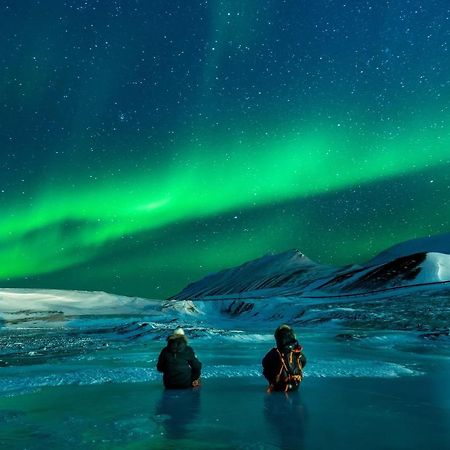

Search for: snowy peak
xmin=228 ymin=248 xmax=317 ymax=272
xmin=170 ymin=249 xmax=337 ymax=299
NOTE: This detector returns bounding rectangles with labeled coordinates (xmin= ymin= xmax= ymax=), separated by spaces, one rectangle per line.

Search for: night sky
xmin=1 ymin=0 xmax=449 ymax=299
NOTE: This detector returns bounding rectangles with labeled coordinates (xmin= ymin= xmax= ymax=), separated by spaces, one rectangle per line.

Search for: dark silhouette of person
xmin=262 ymin=324 xmax=307 ymax=392
xmin=156 ymin=327 xmax=202 ymax=389
xmin=154 ymin=388 xmax=201 ymax=440
xmin=264 ymin=390 xmax=308 ymax=449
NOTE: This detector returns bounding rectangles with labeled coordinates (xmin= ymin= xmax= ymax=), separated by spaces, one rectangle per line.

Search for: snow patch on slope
xmin=418 ymin=252 xmax=450 ymax=283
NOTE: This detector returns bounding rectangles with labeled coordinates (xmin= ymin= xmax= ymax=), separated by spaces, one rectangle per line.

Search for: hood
xmin=167 ymin=335 xmax=187 ymax=353
xmin=275 ymin=324 xmax=302 ymax=352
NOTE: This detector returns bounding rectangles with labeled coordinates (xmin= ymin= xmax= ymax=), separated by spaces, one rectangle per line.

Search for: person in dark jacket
xmin=156 ymin=327 xmax=202 ymax=389
xmin=262 ymin=324 xmax=307 ymax=392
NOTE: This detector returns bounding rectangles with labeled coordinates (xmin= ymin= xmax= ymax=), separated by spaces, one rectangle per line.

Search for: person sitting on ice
xmin=156 ymin=327 xmax=202 ymax=389
xmin=262 ymin=324 xmax=307 ymax=393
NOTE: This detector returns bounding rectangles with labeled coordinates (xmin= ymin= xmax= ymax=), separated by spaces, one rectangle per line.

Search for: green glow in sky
xmin=1 ymin=118 xmax=449 ymax=281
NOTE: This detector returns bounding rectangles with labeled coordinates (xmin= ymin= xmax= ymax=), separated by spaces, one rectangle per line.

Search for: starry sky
xmin=1 ymin=0 xmax=449 ymax=299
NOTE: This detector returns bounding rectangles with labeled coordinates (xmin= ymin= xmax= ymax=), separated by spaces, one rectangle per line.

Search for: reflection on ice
xmin=154 ymin=389 xmax=201 ymax=440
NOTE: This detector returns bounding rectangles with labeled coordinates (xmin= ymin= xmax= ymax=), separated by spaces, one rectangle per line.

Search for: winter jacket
xmin=156 ymin=336 xmax=202 ymax=389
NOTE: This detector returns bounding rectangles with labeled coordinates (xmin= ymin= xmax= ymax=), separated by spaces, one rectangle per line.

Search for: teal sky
xmin=1 ymin=1 xmax=449 ymax=298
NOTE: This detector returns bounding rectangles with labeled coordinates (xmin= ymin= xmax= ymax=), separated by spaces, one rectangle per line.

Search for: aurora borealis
xmin=1 ymin=1 xmax=449 ymax=298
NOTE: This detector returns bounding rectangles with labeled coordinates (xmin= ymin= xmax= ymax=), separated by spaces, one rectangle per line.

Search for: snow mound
xmin=0 ymin=288 xmax=160 ymax=316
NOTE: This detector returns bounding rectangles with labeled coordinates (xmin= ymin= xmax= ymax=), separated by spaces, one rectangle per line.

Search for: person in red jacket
xmin=157 ymin=327 xmax=202 ymax=389
xmin=262 ymin=324 xmax=307 ymax=392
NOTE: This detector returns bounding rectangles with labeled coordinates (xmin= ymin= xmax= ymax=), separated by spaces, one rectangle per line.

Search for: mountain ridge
xmin=171 ymin=233 xmax=450 ymax=300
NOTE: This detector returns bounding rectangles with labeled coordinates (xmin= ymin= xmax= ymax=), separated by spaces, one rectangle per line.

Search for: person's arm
xmin=262 ymin=349 xmax=279 ymax=384
xmin=188 ymin=347 xmax=202 ymax=381
xmin=156 ymin=348 xmax=166 ymax=372
xmin=300 ymin=352 xmax=307 ymax=369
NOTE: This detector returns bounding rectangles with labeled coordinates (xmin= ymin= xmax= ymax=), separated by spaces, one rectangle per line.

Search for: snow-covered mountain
xmin=171 ymin=234 xmax=450 ymax=300
xmin=163 ymin=234 xmax=450 ymax=335
xmin=170 ymin=249 xmax=340 ymax=299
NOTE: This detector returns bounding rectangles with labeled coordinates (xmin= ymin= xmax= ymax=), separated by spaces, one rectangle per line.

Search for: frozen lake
xmin=1 ymin=316 xmax=449 ymax=450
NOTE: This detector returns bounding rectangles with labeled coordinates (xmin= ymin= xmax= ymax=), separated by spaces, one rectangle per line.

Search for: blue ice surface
xmin=1 ymin=283 xmax=450 ymax=450
xmin=1 ymin=318 xmax=450 ymax=450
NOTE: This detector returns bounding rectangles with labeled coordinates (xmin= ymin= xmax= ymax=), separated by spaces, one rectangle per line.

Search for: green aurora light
xmin=1 ymin=118 xmax=449 ymax=283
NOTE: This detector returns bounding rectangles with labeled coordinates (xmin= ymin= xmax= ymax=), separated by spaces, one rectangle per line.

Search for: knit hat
xmin=167 ymin=327 xmax=186 ymax=341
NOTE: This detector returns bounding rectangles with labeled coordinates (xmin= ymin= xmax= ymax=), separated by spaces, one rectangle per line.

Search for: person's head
xmin=274 ymin=324 xmax=297 ymax=351
xmin=167 ymin=327 xmax=187 ymax=342
xmin=167 ymin=327 xmax=187 ymax=351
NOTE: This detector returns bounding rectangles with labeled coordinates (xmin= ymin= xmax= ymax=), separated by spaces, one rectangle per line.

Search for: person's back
xmin=157 ymin=328 xmax=202 ymax=389
xmin=262 ymin=324 xmax=306 ymax=392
